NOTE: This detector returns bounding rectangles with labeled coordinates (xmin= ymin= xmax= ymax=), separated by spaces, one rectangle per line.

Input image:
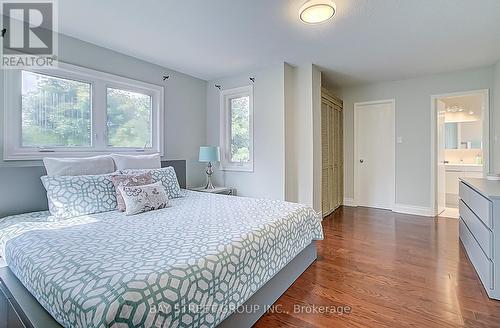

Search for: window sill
xmin=220 ymin=163 xmax=254 ymax=172
xmin=3 ymin=150 xmax=163 ymax=161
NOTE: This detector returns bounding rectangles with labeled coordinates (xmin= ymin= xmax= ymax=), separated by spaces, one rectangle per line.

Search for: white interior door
xmin=436 ymin=99 xmax=446 ymax=214
xmin=355 ymin=101 xmax=394 ymax=210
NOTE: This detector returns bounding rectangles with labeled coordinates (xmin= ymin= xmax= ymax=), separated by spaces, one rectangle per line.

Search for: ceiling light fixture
xmin=445 ymin=105 xmax=465 ymax=113
xmin=299 ymin=0 xmax=336 ymax=25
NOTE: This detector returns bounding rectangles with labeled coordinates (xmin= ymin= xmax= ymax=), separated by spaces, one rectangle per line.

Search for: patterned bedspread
xmin=1 ymin=191 xmax=323 ymax=328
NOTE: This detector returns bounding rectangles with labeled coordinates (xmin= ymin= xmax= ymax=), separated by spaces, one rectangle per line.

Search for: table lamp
xmin=199 ymin=146 xmax=220 ymax=189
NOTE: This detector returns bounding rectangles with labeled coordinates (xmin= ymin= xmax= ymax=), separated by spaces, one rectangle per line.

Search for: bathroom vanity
xmin=446 ymin=164 xmax=483 ymax=207
xmin=459 ymin=177 xmax=500 ymax=300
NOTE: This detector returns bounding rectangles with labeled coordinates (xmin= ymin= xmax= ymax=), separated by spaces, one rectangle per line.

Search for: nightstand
xmin=189 ymin=186 xmax=236 ymax=196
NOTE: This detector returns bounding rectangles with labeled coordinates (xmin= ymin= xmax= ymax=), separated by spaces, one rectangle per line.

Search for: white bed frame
xmin=0 ymin=162 xmax=317 ymax=327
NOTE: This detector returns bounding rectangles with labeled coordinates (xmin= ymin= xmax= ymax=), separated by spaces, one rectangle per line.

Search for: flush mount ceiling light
xmin=299 ymin=0 xmax=336 ymax=25
xmin=446 ymin=105 xmax=464 ymax=113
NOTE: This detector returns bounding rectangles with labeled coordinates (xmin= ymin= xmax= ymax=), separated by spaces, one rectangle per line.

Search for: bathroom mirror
xmin=445 ymin=121 xmax=482 ymax=150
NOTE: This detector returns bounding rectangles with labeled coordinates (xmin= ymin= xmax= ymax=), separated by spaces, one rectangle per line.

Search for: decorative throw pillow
xmin=43 ymin=155 xmax=115 ymax=176
xmin=120 ymin=167 xmax=182 ymax=199
xmin=111 ymin=172 xmax=153 ymax=212
xmin=111 ymin=153 xmax=161 ymax=170
xmin=120 ymin=182 xmax=170 ymax=215
xmin=41 ymin=174 xmax=117 ymax=219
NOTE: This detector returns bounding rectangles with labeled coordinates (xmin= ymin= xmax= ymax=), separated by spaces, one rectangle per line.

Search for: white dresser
xmin=459 ymin=178 xmax=500 ymax=300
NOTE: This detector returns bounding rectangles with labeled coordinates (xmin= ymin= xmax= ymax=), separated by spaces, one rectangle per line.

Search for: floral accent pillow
xmin=120 ymin=182 xmax=170 ymax=216
xmin=120 ymin=167 xmax=182 ymax=199
xmin=111 ymin=172 xmax=153 ymax=212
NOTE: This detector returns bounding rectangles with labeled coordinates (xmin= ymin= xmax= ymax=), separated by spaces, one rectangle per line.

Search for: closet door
xmin=334 ymin=103 xmax=343 ymax=208
xmin=338 ymin=107 xmax=344 ymax=207
xmin=321 ymin=90 xmax=343 ymax=217
xmin=321 ymin=102 xmax=331 ymax=216
xmin=329 ymin=104 xmax=337 ymax=211
xmin=332 ymin=107 xmax=338 ymax=209
xmin=321 ymin=101 xmax=337 ymax=217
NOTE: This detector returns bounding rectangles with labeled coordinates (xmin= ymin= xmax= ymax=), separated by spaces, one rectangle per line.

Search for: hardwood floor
xmin=254 ymin=206 xmax=500 ymax=328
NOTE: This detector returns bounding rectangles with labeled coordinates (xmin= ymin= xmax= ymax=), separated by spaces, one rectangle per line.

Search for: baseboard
xmin=343 ymin=198 xmax=357 ymax=207
xmin=392 ymin=203 xmax=435 ymax=217
xmin=341 ymin=199 xmax=434 ymax=217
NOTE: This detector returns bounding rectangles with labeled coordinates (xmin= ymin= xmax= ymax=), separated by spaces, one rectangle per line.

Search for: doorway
xmin=431 ymin=90 xmax=489 ymax=218
xmin=354 ymin=99 xmax=395 ymax=210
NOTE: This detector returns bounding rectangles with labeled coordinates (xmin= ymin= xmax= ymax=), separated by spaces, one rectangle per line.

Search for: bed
xmin=0 ymin=161 xmax=323 ymax=328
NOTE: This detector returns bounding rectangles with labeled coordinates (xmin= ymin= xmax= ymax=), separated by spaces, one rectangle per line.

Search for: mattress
xmin=1 ymin=191 xmax=323 ymax=328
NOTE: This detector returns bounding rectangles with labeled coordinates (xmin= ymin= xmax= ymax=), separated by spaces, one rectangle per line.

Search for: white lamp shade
xmin=199 ymin=146 xmax=220 ymax=162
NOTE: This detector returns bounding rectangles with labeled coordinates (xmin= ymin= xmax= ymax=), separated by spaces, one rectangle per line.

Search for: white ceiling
xmin=442 ymin=94 xmax=484 ymax=121
xmin=58 ymin=0 xmax=500 ymax=87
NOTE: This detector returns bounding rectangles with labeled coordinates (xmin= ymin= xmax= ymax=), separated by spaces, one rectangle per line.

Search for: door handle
xmin=359 ymin=159 xmax=364 ymax=163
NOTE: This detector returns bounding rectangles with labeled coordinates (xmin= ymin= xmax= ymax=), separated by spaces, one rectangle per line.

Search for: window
xmin=21 ymin=71 xmax=92 ymax=148
xmin=220 ymin=85 xmax=254 ymax=171
xmin=4 ymin=62 xmax=164 ymax=160
xmin=106 ymin=87 xmax=152 ymax=148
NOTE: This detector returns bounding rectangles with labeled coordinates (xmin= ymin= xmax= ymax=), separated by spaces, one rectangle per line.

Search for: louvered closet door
xmin=332 ymin=108 xmax=340 ymax=209
xmin=321 ymin=102 xmax=337 ymax=217
xmin=335 ymin=106 xmax=344 ymax=207
xmin=329 ymin=105 xmax=337 ymax=211
xmin=321 ymin=92 xmax=344 ymax=217
xmin=321 ymin=103 xmax=331 ymax=215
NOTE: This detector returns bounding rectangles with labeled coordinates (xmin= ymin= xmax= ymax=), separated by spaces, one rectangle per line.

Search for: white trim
xmin=343 ymin=198 xmax=357 ymax=207
xmin=3 ymin=61 xmax=165 ymax=160
xmin=392 ymin=203 xmax=435 ymax=217
xmin=353 ymin=99 xmax=396 ymax=211
xmin=343 ymin=198 xmax=434 ymax=217
xmin=430 ymin=89 xmax=489 ymax=216
xmin=219 ymin=85 xmax=254 ymax=172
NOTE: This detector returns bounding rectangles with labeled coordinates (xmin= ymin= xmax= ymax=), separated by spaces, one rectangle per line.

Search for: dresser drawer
xmin=459 ymin=200 xmax=493 ymax=259
xmin=460 ymin=218 xmax=494 ymax=290
xmin=459 ymin=181 xmax=468 ymax=203
xmin=459 ymin=182 xmax=492 ymax=229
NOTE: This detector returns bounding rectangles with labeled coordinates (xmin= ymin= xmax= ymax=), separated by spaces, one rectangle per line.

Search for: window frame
xmin=3 ymin=62 xmax=164 ymax=160
xmin=219 ymin=85 xmax=254 ymax=172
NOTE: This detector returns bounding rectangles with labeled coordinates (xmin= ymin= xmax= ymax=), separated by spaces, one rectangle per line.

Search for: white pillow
xmin=111 ymin=153 xmax=161 ymax=170
xmin=43 ymin=155 xmax=115 ymax=176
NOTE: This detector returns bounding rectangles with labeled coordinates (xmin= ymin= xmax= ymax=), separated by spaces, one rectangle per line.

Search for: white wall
xmin=206 ymin=64 xmax=286 ymax=199
xmin=2 ymin=35 xmax=324 ymax=205
xmin=494 ymin=61 xmax=500 ymax=172
xmin=205 ymin=62 xmax=322 ymax=210
xmin=284 ymin=64 xmax=298 ymax=201
xmin=0 ymin=33 xmax=207 ymax=187
xmin=312 ymin=66 xmax=322 ymax=212
xmin=341 ymin=66 xmax=494 ymax=211
xmin=283 ymin=63 xmax=322 ymax=212
xmin=287 ymin=64 xmax=313 ymax=205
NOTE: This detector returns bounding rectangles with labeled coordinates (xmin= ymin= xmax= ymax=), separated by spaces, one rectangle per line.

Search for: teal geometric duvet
xmin=1 ymin=191 xmax=323 ymax=327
